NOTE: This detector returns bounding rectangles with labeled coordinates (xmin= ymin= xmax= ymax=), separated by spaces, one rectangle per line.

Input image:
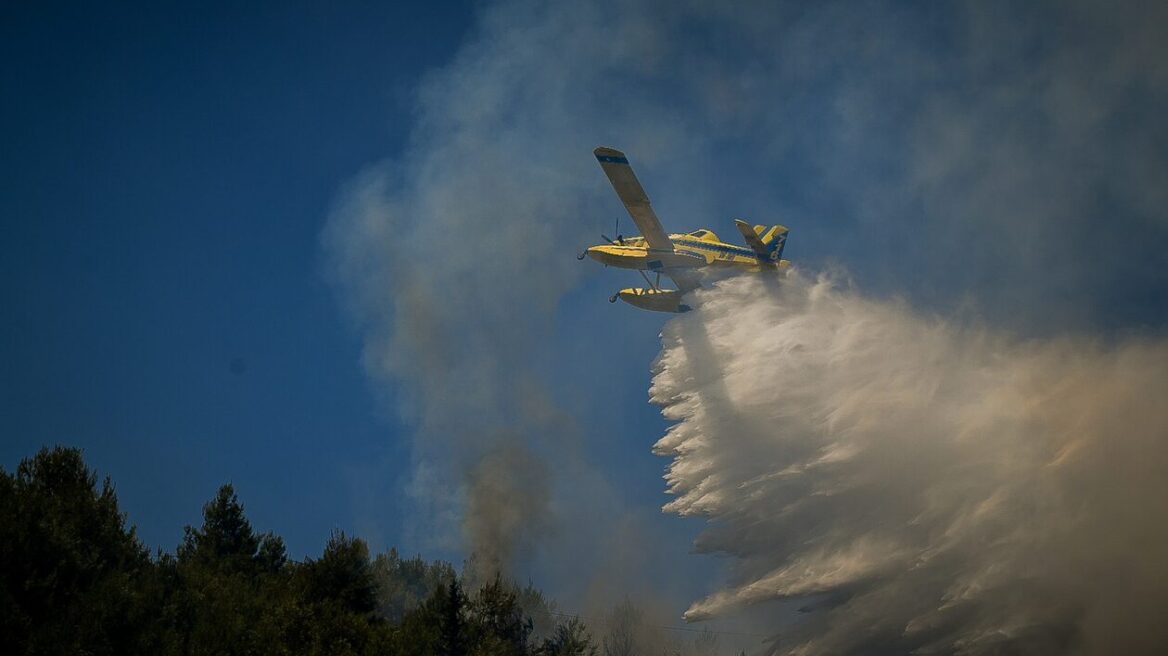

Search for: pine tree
xmin=468 ymin=574 xmax=533 ymax=656
xmin=437 ymin=578 xmax=468 ymax=656
xmin=178 ymin=484 xmax=262 ymax=573
xmin=537 ymin=617 xmax=597 ymax=656
xmin=301 ymin=530 xmax=378 ymax=614
xmin=0 ymin=447 xmax=152 ymax=655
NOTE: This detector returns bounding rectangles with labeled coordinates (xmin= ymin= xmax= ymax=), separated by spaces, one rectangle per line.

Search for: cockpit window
xmin=690 ymin=230 xmax=709 ymax=238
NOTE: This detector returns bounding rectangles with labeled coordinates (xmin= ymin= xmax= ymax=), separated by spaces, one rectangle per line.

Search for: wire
xmin=546 ymin=610 xmax=770 ymax=640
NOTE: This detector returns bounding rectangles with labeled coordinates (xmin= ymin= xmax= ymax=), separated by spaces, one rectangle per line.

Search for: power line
xmin=546 ymin=610 xmax=770 ymax=640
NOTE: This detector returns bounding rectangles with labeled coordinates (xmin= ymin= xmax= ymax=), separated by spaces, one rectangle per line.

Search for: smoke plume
xmin=462 ymin=441 xmax=552 ymax=584
xmin=322 ymin=0 xmax=1168 ymax=635
xmin=651 ymin=272 xmax=1168 ymax=654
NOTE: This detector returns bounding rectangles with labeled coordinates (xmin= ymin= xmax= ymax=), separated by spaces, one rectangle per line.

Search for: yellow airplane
xmin=580 ymin=146 xmax=791 ymax=312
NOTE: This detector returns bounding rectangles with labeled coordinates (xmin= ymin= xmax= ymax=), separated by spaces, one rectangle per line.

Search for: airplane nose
xmin=579 ymin=245 xmax=608 ymax=261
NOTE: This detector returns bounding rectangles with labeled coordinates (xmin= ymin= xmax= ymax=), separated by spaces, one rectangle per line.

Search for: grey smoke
xmin=321 ymin=0 xmax=1168 ymax=636
xmin=462 ymin=441 xmax=552 ymax=585
xmin=651 ymin=272 xmax=1168 ymax=653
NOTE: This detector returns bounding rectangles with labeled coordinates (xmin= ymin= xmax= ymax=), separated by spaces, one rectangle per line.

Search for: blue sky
xmin=0 ymin=3 xmax=702 ymax=590
xmin=0 ymin=2 xmax=478 ymax=556
xmin=3 ymin=0 xmax=1166 ymax=629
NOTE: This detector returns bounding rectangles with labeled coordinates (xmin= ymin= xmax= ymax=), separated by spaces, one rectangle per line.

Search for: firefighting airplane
xmin=579 ymin=146 xmax=791 ymax=312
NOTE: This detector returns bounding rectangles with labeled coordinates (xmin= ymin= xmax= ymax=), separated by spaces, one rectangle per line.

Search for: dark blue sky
xmin=1 ymin=2 xmax=477 ymax=556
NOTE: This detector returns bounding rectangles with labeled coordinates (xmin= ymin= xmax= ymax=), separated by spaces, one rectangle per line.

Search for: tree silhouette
xmin=537 ymin=617 xmax=597 ymax=656
xmin=469 ymin=574 xmax=534 ymax=656
xmin=1 ymin=446 xmax=600 ymax=656
xmin=302 ymin=530 xmax=379 ymax=614
xmin=0 ymin=447 xmax=151 ymax=655
xmin=437 ymin=577 xmax=469 ymax=656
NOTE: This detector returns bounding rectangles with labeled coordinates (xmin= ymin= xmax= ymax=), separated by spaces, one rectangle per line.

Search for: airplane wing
xmin=594 ymin=146 xmax=673 ymax=251
xmin=666 ymin=269 xmax=701 ymax=294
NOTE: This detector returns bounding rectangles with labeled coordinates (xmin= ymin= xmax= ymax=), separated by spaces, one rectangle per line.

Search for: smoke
xmin=320 ymin=58 xmax=596 ymax=573
xmin=651 ymin=272 xmax=1168 ymax=654
xmin=321 ymin=0 xmax=1168 ymax=636
xmin=462 ymin=441 xmax=551 ymax=585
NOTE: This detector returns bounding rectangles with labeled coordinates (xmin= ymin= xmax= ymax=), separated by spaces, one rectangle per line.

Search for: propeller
xmin=580 ymin=218 xmax=624 ymax=261
xmin=601 ymin=217 xmax=624 ymax=245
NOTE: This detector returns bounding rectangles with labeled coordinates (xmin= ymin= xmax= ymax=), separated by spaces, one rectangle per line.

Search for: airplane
xmin=579 ymin=146 xmax=792 ymax=312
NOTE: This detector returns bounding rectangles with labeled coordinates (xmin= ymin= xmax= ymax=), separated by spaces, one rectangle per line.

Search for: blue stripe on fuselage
xmin=596 ymin=155 xmax=629 ymax=164
xmin=672 ymin=238 xmax=757 ymax=259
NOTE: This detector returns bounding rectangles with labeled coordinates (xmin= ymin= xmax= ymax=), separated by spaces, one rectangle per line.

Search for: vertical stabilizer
xmin=735 ymin=219 xmax=789 ymax=263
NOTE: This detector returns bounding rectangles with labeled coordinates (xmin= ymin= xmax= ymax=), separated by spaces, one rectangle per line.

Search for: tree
xmin=468 ymin=574 xmax=533 ymax=656
xmin=177 ymin=483 xmax=285 ymax=576
xmin=371 ymin=548 xmax=456 ymax=623
xmin=537 ymin=617 xmax=597 ymax=656
xmin=602 ymin=597 xmax=643 ymax=656
xmin=301 ymin=531 xmax=379 ymax=614
xmin=514 ymin=582 xmax=557 ymax=644
xmin=0 ymin=446 xmax=152 ymax=655
xmin=437 ymin=577 xmax=469 ymax=656
xmin=165 ymin=483 xmax=296 ymax=655
xmin=2 ymin=446 xmax=599 ymax=656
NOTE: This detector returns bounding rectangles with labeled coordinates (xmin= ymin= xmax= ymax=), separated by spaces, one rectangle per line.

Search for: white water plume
xmin=651 ymin=272 xmax=1168 ymax=654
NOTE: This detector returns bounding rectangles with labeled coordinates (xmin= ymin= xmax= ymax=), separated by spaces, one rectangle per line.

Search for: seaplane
xmin=579 ymin=146 xmax=792 ymax=312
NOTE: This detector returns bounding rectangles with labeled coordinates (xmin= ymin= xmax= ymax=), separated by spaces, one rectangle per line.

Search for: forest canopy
xmin=0 ymin=446 xmax=606 ymax=656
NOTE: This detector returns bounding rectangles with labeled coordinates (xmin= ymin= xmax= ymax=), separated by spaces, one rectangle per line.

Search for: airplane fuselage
xmin=585 ymin=232 xmax=790 ymax=273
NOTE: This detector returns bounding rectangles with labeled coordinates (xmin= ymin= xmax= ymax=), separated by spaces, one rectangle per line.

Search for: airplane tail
xmin=757 ymin=224 xmax=788 ymax=261
xmin=735 ymin=219 xmax=789 ymax=263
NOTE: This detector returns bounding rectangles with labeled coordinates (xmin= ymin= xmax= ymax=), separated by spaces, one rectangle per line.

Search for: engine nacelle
xmin=585 ymin=245 xmax=706 ymax=271
xmin=616 ymin=287 xmax=691 ymax=313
